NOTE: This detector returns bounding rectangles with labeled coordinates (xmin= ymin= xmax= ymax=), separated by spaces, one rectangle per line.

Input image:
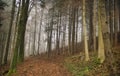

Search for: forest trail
xmin=10 ymin=55 xmax=72 ymax=76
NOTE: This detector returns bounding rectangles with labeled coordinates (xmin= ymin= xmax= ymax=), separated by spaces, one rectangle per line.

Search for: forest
xmin=0 ymin=0 xmax=120 ymax=76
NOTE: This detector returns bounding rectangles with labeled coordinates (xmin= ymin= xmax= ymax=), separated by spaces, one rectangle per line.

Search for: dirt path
xmin=11 ymin=55 xmax=72 ymax=76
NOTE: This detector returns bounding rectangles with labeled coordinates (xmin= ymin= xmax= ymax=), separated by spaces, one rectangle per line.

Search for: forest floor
xmin=0 ymin=54 xmax=72 ymax=76
xmin=0 ymin=44 xmax=120 ymax=76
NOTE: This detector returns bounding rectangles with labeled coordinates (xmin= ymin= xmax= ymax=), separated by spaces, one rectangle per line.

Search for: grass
xmin=63 ymin=55 xmax=105 ymax=76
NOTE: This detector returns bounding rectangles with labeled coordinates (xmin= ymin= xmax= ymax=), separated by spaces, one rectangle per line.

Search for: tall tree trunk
xmin=114 ymin=0 xmax=119 ymax=46
xmin=71 ymin=7 xmax=76 ymax=54
xmin=11 ymin=0 xmax=21 ymax=61
xmin=109 ymin=0 xmax=114 ymax=46
xmin=33 ymin=1 xmax=37 ymax=55
xmin=88 ymin=0 xmax=93 ymax=51
xmin=28 ymin=32 xmax=31 ymax=55
xmin=93 ymin=0 xmax=97 ymax=52
xmin=56 ymin=13 xmax=59 ymax=55
xmin=99 ymin=0 xmax=117 ymax=73
xmin=75 ymin=7 xmax=79 ymax=52
xmin=0 ymin=33 xmax=6 ymax=65
xmin=83 ymin=0 xmax=89 ymax=61
xmin=98 ymin=0 xmax=105 ymax=63
xmin=47 ymin=9 xmax=54 ymax=57
xmin=37 ymin=9 xmax=43 ymax=54
xmin=118 ymin=0 xmax=120 ymax=32
xmin=68 ymin=7 xmax=72 ymax=54
xmin=9 ymin=0 xmax=30 ymax=74
xmin=58 ymin=11 xmax=62 ymax=55
xmin=62 ymin=17 xmax=66 ymax=54
xmin=4 ymin=0 xmax=16 ymax=64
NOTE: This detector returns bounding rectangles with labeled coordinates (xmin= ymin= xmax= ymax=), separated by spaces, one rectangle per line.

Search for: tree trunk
xmin=114 ymin=0 xmax=119 ymax=46
xmin=37 ymin=9 xmax=43 ymax=54
xmin=88 ymin=0 xmax=93 ymax=51
xmin=93 ymin=0 xmax=97 ymax=52
xmin=83 ymin=0 xmax=89 ymax=61
xmin=0 ymin=33 xmax=6 ymax=65
xmin=47 ymin=9 xmax=54 ymax=57
xmin=62 ymin=17 xmax=66 ymax=54
xmin=98 ymin=0 xmax=105 ymax=63
xmin=9 ymin=0 xmax=29 ymax=74
xmin=99 ymin=0 xmax=117 ymax=73
xmin=109 ymin=0 xmax=114 ymax=46
xmin=68 ymin=7 xmax=72 ymax=54
xmin=71 ymin=7 xmax=76 ymax=54
xmin=33 ymin=1 xmax=37 ymax=55
xmin=4 ymin=0 xmax=16 ymax=64
xmin=75 ymin=7 xmax=79 ymax=52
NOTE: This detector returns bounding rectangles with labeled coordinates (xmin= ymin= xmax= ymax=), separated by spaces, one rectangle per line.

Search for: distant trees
xmin=0 ymin=0 xmax=120 ymax=75
xmin=47 ymin=8 xmax=54 ymax=57
xmin=42 ymin=0 xmax=120 ymax=63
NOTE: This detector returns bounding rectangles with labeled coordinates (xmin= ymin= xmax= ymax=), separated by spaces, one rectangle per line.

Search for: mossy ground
xmin=63 ymin=52 xmax=117 ymax=76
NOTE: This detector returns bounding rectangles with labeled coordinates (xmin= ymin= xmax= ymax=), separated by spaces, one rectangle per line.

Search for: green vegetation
xmin=64 ymin=55 xmax=108 ymax=76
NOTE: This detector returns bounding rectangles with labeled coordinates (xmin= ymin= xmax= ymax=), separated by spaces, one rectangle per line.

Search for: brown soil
xmin=10 ymin=55 xmax=72 ymax=76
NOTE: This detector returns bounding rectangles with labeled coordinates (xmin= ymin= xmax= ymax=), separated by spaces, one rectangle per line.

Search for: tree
xmin=93 ymin=0 xmax=97 ymax=52
xmin=71 ymin=7 xmax=76 ymax=54
xmin=8 ymin=0 xmax=30 ymax=74
xmin=75 ymin=7 xmax=79 ymax=52
xmin=47 ymin=8 xmax=54 ymax=57
xmin=68 ymin=7 xmax=72 ymax=54
xmin=83 ymin=0 xmax=89 ymax=61
xmin=33 ymin=0 xmax=37 ymax=55
xmin=114 ymin=0 xmax=119 ymax=46
xmin=4 ymin=0 xmax=16 ymax=65
xmin=98 ymin=0 xmax=105 ymax=63
xmin=37 ymin=9 xmax=44 ymax=54
xmin=0 ymin=0 xmax=7 ymax=66
xmin=109 ymin=0 xmax=114 ymax=46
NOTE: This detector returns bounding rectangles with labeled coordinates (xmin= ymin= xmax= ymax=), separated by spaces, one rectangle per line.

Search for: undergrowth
xmin=63 ymin=55 xmax=109 ymax=76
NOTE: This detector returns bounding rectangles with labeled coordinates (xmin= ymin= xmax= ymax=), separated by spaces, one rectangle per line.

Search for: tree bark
xmin=37 ymin=9 xmax=43 ymax=54
xmin=83 ymin=0 xmax=89 ymax=61
xmin=114 ymin=0 xmax=119 ymax=46
xmin=4 ymin=0 xmax=16 ymax=64
xmin=9 ymin=0 xmax=30 ymax=74
xmin=71 ymin=7 xmax=76 ymax=54
xmin=93 ymin=0 xmax=97 ymax=52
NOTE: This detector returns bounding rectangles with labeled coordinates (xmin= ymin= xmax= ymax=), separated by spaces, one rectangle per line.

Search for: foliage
xmin=64 ymin=55 xmax=106 ymax=76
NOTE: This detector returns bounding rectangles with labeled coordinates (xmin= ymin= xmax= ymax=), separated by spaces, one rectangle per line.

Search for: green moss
xmin=5 ymin=69 xmax=16 ymax=76
xmin=64 ymin=56 xmax=102 ymax=76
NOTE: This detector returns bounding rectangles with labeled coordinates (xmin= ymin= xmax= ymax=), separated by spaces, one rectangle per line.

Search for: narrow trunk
xmin=93 ymin=0 xmax=97 ymax=52
xmin=33 ymin=2 xmax=37 ymax=55
xmin=68 ymin=7 xmax=72 ymax=54
xmin=47 ymin=9 xmax=54 ymax=57
xmin=109 ymin=0 xmax=114 ymax=46
xmin=37 ymin=9 xmax=43 ymax=54
xmin=114 ymin=0 xmax=119 ymax=46
xmin=62 ymin=20 xmax=66 ymax=54
xmin=58 ymin=11 xmax=62 ymax=55
xmin=71 ymin=7 xmax=76 ymax=54
xmin=75 ymin=7 xmax=79 ymax=52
